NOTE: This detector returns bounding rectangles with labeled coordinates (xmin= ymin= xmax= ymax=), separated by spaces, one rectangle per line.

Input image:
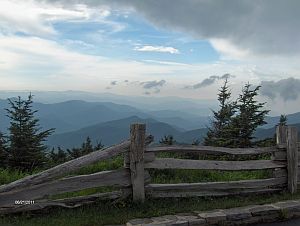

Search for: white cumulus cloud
xmin=134 ymin=45 xmax=179 ymax=54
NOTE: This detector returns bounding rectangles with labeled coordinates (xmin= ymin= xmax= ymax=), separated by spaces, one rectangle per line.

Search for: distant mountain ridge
xmin=0 ymin=99 xmax=210 ymax=133
xmin=1 ymin=97 xmax=300 ymax=149
xmin=46 ymin=115 xmax=300 ymax=149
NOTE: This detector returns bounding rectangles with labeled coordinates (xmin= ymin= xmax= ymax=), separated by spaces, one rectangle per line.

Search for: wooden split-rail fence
xmin=0 ymin=124 xmax=299 ymax=214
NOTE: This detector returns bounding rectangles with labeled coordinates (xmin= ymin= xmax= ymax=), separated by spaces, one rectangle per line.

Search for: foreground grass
xmin=2 ymin=191 xmax=300 ymax=226
xmin=0 ymin=168 xmax=29 ymax=185
xmin=0 ymin=152 xmax=284 ymax=225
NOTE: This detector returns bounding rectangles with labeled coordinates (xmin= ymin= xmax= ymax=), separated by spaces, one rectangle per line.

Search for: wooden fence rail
xmin=0 ymin=124 xmax=298 ymax=214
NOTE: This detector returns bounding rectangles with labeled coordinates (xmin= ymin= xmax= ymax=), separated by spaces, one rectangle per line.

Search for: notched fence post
xmin=286 ymin=126 xmax=298 ymax=194
xmin=129 ymin=123 xmax=146 ymax=202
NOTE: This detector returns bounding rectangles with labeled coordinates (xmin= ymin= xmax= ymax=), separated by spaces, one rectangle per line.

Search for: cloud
xmin=0 ymin=0 xmax=120 ymax=36
xmin=139 ymin=79 xmax=166 ymax=95
xmin=134 ymin=45 xmax=179 ymax=54
xmin=110 ymin=81 xmax=117 ymax=85
xmin=45 ymin=0 xmax=300 ymax=58
xmin=140 ymin=80 xmax=166 ymax=89
xmin=185 ymin=74 xmax=232 ymax=89
xmin=260 ymin=77 xmax=300 ymax=101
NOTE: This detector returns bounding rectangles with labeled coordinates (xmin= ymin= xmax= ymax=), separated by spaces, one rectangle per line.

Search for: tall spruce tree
xmin=231 ymin=83 xmax=270 ymax=147
xmin=6 ymin=94 xmax=54 ymax=172
xmin=204 ymin=79 xmax=236 ymax=146
xmin=0 ymin=132 xmax=8 ymax=167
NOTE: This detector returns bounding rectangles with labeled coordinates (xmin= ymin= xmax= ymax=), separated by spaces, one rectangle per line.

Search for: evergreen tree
xmin=81 ymin=136 xmax=94 ymax=155
xmin=67 ymin=137 xmax=104 ymax=159
xmin=204 ymin=79 xmax=236 ymax=146
xmin=159 ymin=135 xmax=176 ymax=145
xmin=6 ymin=94 xmax=54 ymax=172
xmin=278 ymin=114 xmax=287 ymax=126
xmin=0 ymin=132 xmax=8 ymax=167
xmin=231 ymin=83 xmax=270 ymax=147
xmin=48 ymin=147 xmax=67 ymax=165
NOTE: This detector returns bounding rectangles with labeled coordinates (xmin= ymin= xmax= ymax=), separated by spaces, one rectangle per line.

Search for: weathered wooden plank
xmin=144 ymin=158 xmax=286 ymax=170
xmin=0 ymin=135 xmax=153 ymax=194
xmin=145 ymin=178 xmax=286 ymax=192
xmin=287 ymin=126 xmax=298 ymax=193
xmin=273 ymin=168 xmax=288 ymax=178
xmin=130 ymin=124 xmax=146 ymax=202
xmin=0 ymin=169 xmax=131 ymax=207
xmin=277 ymin=143 xmax=300 ymax=149
xmin=144 ymin=152 xmax=155 ymax=162
xmin=271 ymin=151 xmax=300 ymax=161
xmin=147 ymin=188 xmax=282 ymax=198
xmin=146 ymin=145 xmax=276 ymax=155
xmin=0 ymin=189 xmax=131 ymax=214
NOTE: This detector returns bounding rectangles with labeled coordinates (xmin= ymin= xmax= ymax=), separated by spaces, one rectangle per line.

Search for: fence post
xmin=273 ymin=126 xmax=288 ymax=178
xmin=286 ymin=126 xmax=298 ymax=194
xmin=129 ymin=123 xmax=146 ymax=202
xmin=276 ymin=125 xmax=287 ymax=147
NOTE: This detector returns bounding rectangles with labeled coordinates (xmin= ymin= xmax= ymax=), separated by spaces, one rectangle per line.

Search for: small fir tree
xmin=231 ymin=83 xmax=270 ymax=147
xmin=278 ymin=114 xmax=287 ymax=126
xmin=48 ymin=147 xmax=68 ymax=165
xmin=204 ymin=79 xmax=236 ymax=146
xmin=6 ymin=94 xmax=54 ymax=172
xmin=159 ymin=135 xmax=176 ymax=145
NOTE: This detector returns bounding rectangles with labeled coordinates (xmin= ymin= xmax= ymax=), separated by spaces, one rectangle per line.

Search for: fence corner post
xmin=276 ymin=125 xmax=287 ymax=147
xmin=129 ymin=123 xmax=146 ymax=202
xmin=286 ymin=126 xmax=298 ymax=194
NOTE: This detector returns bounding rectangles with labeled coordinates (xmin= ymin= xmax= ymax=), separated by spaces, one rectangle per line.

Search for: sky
xmin=0 ymin=0 xmax=300 ymax=113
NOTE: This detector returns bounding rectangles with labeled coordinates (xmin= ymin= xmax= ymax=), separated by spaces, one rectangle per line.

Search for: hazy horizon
xmin=0 ymin=0 xmax=300 ymax=114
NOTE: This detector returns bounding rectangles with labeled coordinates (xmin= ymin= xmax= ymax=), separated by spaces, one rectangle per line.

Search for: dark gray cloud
xmin=140 ymin=80 xmax=166 ymax=89
xmin=260 ymin=77 xmax=300 ymax=101
xmin=186 ymin=74 xmax=232 ymax=89
xmin=110 ymin=81 xmax=117 ymax=86
xmin=139 ymin=79 xmax=166 ymax=95
xmin=47 ymin=0 xmax=300 ymax=56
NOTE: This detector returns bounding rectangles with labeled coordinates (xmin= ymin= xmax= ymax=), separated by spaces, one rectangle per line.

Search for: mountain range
xmin=46 ymin=116 xmax=300 ymax=149
xmin=0 ymin=95 xmax=299 ymax=149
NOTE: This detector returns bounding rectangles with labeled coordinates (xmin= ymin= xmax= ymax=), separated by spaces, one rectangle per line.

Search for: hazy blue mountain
xmin=0 ymin=90 xmax=217 ymax=116
xmin=46 ymin=116 xmax=182 ymax=148
xmin=46 ymin=115 xmax=300 ymax=149
xmin=0 ymin=98 xmax=212 ymax=132
xmin=264 ymin=112 xmax=300 ymax=128
xmin=254 ymin=123 xmax=300 ymax=140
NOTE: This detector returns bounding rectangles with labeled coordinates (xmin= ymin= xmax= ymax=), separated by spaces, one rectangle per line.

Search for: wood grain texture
xmin=276 ymin=125 xmax=287 ymax=146
xmin=145 ymin=158 xmax=286 ymax=170
xmin=0 ymin=169 xmax=131 ymax=207
xmin=146 ymin=145 xmax=276 ymax=155
xmin=130 ymin=124 xmax=146 ymax=202
xmin=145 ymin=177 xmax=286 ymax=192
xmin=287 ymin=126 xmax=298 ymax=193
xmin=147 ymin=188 xmax=282 ymax=198
xmin=0 ymin=189 xmax=131 ymax=214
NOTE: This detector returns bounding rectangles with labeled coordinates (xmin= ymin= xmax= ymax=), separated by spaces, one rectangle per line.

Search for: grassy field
xmin=0 ymin=152 xmax=292 ymax=226
xmin=1 ymin=192 xmax=300 ymax=226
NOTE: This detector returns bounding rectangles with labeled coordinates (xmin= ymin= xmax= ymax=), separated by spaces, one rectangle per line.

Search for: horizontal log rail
xmin=145 ymin=158 xmax=286 ymax=170
xmin=276 ymin=143 xmax=300 ymax=149
xmin=146 ymin=145 xmax=276 ymax=155
xmin=0 ymin=135 xmax=153 ymax=194
xmin=146 ymin=188 xmax=282 ymax=198
xmin=0 ymin=189 xmax=131 ymax=214
xmin=0 ymin=169 xmax=131 ymax=207
xmin=145 ymin=177 xmax=287 ymax=192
